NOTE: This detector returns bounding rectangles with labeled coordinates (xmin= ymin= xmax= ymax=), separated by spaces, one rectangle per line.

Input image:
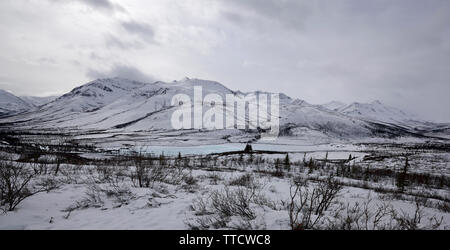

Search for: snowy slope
xmin=0 ymin=89 xmax=34 ymax=117
xmin=0 ymin=78 xmax=232 ymax=131
xmin=20 ymin=95 xmax=58 ymax=107
xmin=340 ymin=101 xmax=425 ymax=128
xmin=321 ymin=100 xmax=432 ymax=129
xmin=321 ymin=101 xmax=347 ymax=112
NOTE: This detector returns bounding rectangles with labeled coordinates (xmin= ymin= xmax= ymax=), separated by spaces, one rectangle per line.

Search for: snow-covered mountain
xmin=0 ymin=78 xmax=444 ymax=141
xmin=20 ymin=95 xmax=57 ymax=107
xmin=321 ymin=101 xmax=347 ymax=112
xmin=0 ymin=89 xmax=34 ymax=117
xmin=0 ymin=77 xmax=233 ymax=131
xmin=320 ymin=100 xmax=435 ymax=130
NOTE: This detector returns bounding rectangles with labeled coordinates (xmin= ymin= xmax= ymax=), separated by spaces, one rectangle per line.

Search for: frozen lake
xmin=120 ymin=142 xmax=365 ymax=156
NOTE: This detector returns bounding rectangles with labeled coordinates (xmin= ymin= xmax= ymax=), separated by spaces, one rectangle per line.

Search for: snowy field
xmin=1 ymin=169 xmax=448 ymax=230
xmin=0 ymin=132 xmax=449 ymax=230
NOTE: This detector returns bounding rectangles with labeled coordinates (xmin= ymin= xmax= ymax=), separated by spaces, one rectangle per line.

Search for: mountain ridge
xmin=0 ymin=77 xmax=447 ymax=141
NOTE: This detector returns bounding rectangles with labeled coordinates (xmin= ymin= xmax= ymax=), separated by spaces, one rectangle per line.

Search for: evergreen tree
xmin=275 ymin=158 xmax=281 ymax=175
xmin=284 ymin=154 xmax=291 ymax=171
xmin=176 ymin=152 xmax=182 ymax=166
xmin=396 ymin=157 xmax=409 ymax=192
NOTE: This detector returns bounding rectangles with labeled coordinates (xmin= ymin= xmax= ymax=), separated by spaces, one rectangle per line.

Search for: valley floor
xmin=0 ymin=133 xmax=449 ymax=230
xmin=0 ymin=169 xmax=448 ymax=230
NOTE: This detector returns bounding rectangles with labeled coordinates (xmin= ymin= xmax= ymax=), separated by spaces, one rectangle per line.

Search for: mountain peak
xmin=0 ymin=89 xmax=34 ymax=117
xmin=371 ymin=100 xmax=382 ymax=105
xmin=322 ymin=101 xmax=347 ymax=111
xmin=172 ymin=78 xmax=234 ymax=94
xmin=336 ymin=100 xmax=424 ymax=127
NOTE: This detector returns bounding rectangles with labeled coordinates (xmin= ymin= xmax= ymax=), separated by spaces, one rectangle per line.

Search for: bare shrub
xmin=206 ymin=172 xmax=223 ymax=185
xmin=187 ymin=185 xmax=273 ymax=229
xmin=229 ymin=173 xmax=259 ymax=188
xmin=95 ymin=165 xmax=114 ymax=182
xmin=288 ymin=175 xmax=342 ymax=230
xmin=326 ymin=197 xmax=396 ymax=230
xmin=190 ymin=196 xmax=213 ymax=216
xmin=435 ymin=201 xmax=450 ymax=213
xmin=210 ymin=187 xmax=257 ymax=219
xmin=84 ymin=184 xmax=104 ymax=206
xmin=63 ymin=184 xmax=104 ymax=216
xmin=253 ymin=193 xmax=281 ymax=211
xmin=183 ymin=174 xmax=198 ymax=186
xmin=181 ymin=174 xmax=199 ymax=193
xmin=186 ymin=213 xmax=228 ymax=230
xmin=63 ymin=182 xmax=135 ymax=218
xmin=132 ymin=158 xmax=169 ymax=188
xmin=392 ymin=201 xmax=443 ymax=230
xmin=322 ymin=195 xmax=443 ymax=230
xmin=131 ymin=154 xmax=188 ymax=188
xmin=0 ymin=159 xmax=58 ymax=212
xmin=31 ymin=162 xmax=49 ymax=175
xmin=166 ymin=165 xmax=188 ymax=186
xmin=102 ymin=184 xmax=135 ymax=206
xmin=59 ymin=165 xmax=84 ymax=184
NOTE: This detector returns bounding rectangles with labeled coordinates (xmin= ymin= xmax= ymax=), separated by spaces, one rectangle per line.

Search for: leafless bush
xmin=434 ymin=201 xmax=450 ymax=213
xmin=0 ymin=158 xmax=58 ymax=212
xmin=206 ymin=172 xmax=223 ymax=185
xmin=84 ymin=184 xmax=104 ymax=205
xmin=63 ymin=184 xmax=104 ymax=215
xmin=95 ymin=165 xmax=114 ymax=182
xmin=229 ymin=173 xmax=259 ymax=188
xmin=288 ymin=175 xmax=342 ymax=230
xmin=190 ymin=196 xmax=213 ymax=216
xmin=392 ymin=201 xmax=443 ymax=230
xmin=166 ymin=165 xmax=188 ymax=186
xmin=187 ymin=185 xmax=273 ymax=229
xmin=102 ymin=184 xmax=135 ymax=206
xmin=325 ymin=197 xmax=396 ymax=230
xmin=58 ymin=165 xmax=84 ymax=184
xmin=63 ymin=182 xmax=135 ymax=218
xmin=180 ymin=173 xmax=198 ymax=190
xmin=321 ymin=195 xmax=443 ymax=230
xmin=31 ymin=162 xmax=49 ymax=175
xmin=183 ymin=174 xmax=198 ymax=186
xmin=186 ymin=213 xmax=228 ymax=230
xmin=131 ymin=158 xmax=170 ymax=188
xmin=210 ymin=187 xmax=257 ymax=219
xmin=130 ymin=154 xmax=188 ymax=188
xmin=253 ymin=193 xmax=281 ymax=211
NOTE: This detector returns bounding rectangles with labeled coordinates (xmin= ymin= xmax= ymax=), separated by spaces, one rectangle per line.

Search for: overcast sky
xmin=0 ymin=0 xmax=449 ymax=122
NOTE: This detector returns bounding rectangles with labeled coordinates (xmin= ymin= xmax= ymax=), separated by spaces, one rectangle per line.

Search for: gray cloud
xmin=120 ymin=21 xmax=156 ymax=44
xmin=104 ymin=34 xmax=144 ymax=50
xmin=50 ymin=0 xmax=125 ymax=13
xmin=221 ymin=0 xmax=310 ymax=30
xmin=78 ymin=0 xmax=115 ymax=10
xmin=86 ymin=64 xmax=158 ymax=83
xmin=1 ymin=0 xmax=449 ymax=122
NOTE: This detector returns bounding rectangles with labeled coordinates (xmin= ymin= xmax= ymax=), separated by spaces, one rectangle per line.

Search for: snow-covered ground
xmin=0 ymin=166 xmax=447 ymax=230
xmin=0 ymin=140 xmax=449 ymax=230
